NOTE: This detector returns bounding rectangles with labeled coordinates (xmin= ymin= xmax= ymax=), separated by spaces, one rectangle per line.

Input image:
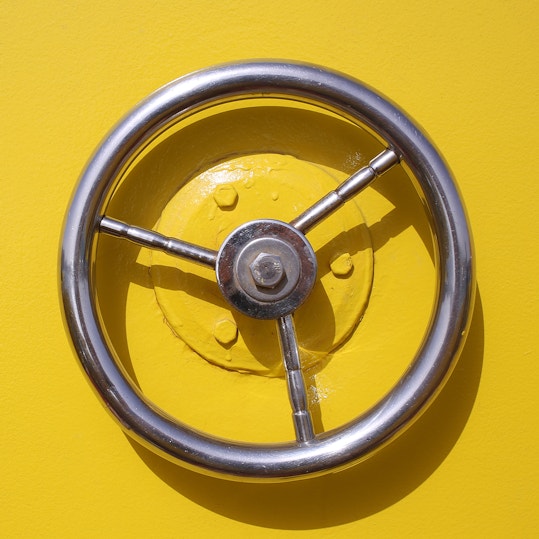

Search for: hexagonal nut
xmin=213 ymin=185 xmax=238 ymax=208
xmin=330 ymin=252 xmax=354 ymax=277
xmin=213 ymin=318 xmax=238 ymax=345
xmin=249 ymin=252 xmax=285 ymax=288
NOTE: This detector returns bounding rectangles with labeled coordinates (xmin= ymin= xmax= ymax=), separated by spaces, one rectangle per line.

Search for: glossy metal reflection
xmin=60 ymin=61 xmax=474 ymax=481
xmin=216 ymin=220 xmax=317 ymax=320
xmin=290 ymin=148 xmax=399 ymax=233
xmin=277 ymin=314 xmax=315 ymax=442
xmin=100 ymin=216 xmax=218 ymax=268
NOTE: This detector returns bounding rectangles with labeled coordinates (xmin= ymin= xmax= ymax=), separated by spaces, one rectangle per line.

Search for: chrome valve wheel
xmin=60 ymin=62 xmax=474 ymax=481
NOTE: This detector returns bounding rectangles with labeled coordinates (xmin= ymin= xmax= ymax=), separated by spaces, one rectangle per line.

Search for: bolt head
xmin=330 ymin=252 xmax=354 ymax=277
xmin=213 ymin=318 xmax=238 ymax=345
xmin=213 ymin=185 xmax=238 ymax=208
xmin=249 ymin=253 xmax=285 ymax=288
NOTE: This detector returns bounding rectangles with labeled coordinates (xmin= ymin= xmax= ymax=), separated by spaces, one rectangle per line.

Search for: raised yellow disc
xmin=150 ymin=154 xmax=374 ymax=377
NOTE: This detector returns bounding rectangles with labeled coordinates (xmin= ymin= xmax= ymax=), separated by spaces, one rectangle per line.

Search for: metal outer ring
xmin=60 ymin=61 xmax=475 ymax=482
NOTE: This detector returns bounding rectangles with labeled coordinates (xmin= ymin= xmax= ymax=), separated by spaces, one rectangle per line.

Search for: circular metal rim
xmin=60 ymin=61 xmax=475 ymax=481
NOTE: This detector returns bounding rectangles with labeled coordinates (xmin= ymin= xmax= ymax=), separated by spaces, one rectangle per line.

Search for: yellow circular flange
xmin=150 ymin=153 xmax=374 ymax=377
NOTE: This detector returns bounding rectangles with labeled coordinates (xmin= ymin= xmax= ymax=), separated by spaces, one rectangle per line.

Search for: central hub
xmin=216 ymin=220 xmax=317 ymax=319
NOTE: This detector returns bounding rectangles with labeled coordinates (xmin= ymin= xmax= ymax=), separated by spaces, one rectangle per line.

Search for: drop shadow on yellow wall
xmin=98 ymin=104 xmax=435 ymax=387
xmin=97 ymin=105 xmax=384 ymax=387
xmin=94 ymin=104 xmax=482 ymax=526
xmin=129 ymin=290 xmax=482 ymax=528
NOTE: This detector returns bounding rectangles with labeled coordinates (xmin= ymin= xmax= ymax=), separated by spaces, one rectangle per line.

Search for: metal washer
xmin=216 ymin=219 xmax=317 ymax=320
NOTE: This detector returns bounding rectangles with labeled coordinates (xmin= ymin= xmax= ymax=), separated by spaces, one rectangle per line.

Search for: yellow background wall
xmin=2 ymin=1 xmax=538 ymax=537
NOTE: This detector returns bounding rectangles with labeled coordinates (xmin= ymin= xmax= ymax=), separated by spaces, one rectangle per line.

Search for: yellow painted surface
xmin=2 ymin=1 xmax=538 ymax=537
xmin=150 ymin=153 xmax=374 ymax=378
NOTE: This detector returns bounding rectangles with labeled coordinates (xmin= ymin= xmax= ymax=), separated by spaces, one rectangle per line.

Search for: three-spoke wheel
xmin=61 ymin=62 xmax=474 ymax=481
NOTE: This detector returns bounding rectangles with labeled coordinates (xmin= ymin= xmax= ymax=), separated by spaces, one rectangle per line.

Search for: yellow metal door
xmin=2 ymin=2 xmax=538 ymax=537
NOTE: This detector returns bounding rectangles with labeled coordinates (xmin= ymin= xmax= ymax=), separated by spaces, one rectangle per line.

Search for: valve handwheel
xmin=60 ymin=62 xmax=474 ymax=481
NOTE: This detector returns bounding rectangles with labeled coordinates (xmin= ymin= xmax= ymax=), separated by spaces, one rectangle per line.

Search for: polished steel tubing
xmin=99 ymin=216 xmax=218 ymax=268
xmin=290 ymin=148 xmax=399 ymax=233
xmin=277 ymin=315 xmax=315 ymax=443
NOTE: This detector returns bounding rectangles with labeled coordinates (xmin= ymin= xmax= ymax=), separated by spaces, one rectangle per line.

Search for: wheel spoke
xmin=99 ymin=216 xmax=218 ymax=268
xmin=277 ymin=314 xmax=315 ymax=442
xmin=290 ymin=148 xmax=399 ymax=233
